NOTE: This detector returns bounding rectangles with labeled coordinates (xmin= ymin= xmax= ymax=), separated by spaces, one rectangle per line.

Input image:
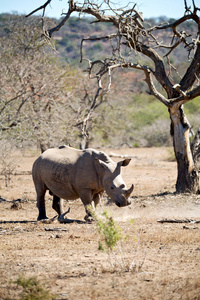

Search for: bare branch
xmin=80 ymin=33 xmax=118 ymax=63
xmin=169 ymin=85 xmax=200 ymax=106
xmin=25 ymin=0 xmax=52 ymax=17
xmin=77 ymin=76 xmax=103 ymax=139
xmin=180 ymin=44 xmax=200 ymax=91
xmin=47 ymin=0 xmax=120 ymax=37
xmin=90 ymin=60 xmax=171 ymax=106
xmin=48 ymin=4 xmax=75 ymax=37
xmin=0 ymin=93 xmax=25 ymax=114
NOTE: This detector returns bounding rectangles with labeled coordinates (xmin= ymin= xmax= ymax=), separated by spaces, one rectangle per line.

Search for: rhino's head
xmin=96 ymin=158 xmax=134 ymax=207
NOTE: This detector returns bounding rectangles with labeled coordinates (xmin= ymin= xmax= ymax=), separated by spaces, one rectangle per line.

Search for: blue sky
xmin=0 ymin=0 xmax=191 ymax=19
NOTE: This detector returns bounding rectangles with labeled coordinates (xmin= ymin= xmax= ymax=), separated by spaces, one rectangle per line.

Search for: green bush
xmin=15 ymin=275 xmax=55 ymax=300
xmin=94 ymin=209 xmax=122 ymax=251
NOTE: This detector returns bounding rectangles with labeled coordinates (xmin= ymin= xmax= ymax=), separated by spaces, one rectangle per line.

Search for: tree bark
xmin=191 ymin=128 xmax=200 ymax=171
xmin=169 ymin=105 xmax=199 ymax=193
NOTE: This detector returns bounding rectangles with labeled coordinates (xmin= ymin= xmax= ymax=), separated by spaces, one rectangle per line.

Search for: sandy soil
xmin=0 ymin=147 xmax=200 ymax=300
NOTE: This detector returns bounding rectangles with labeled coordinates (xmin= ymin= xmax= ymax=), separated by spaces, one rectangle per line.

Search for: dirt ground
xmin=0 ymin=147 xmax=200 ymax=300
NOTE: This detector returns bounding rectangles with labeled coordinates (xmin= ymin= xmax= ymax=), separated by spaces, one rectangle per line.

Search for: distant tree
xmin=0 ymin=15 xmax=103 ymax=151
xmin=27 ymin=0 xmax=200 ymax=193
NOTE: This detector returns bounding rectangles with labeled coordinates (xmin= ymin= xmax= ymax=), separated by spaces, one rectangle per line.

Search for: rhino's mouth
xmin=115 ymin=198 xmax=131 ymax=207
xmin=116 ymin=201 xmax=121 ymax=207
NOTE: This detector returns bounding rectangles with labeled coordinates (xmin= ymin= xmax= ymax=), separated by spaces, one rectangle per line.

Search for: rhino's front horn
xmin=126 ymin=184 xmax=134 ymax=198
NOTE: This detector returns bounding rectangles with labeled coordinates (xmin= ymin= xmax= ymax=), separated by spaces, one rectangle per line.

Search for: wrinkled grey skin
xmin=32 ymin=146 xmax=134 ymax=221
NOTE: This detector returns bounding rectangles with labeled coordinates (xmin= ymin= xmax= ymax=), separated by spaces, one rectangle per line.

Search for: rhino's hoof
xmin=84 ymin=215 xmax=95 ymax=223
xmin=37 ymin=216 xmax=48 ymax=221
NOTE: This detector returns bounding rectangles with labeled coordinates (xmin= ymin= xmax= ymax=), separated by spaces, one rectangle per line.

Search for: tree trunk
xmin=191 ymin=128 xmax=200 ymax=171
xmin=169 ymin=105 xmax=199 ymax=193
xmin=79 ymin=134 xmax=90 ymax=150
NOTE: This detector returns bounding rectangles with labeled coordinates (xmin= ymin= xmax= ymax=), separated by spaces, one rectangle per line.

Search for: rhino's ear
xmin=118 ymin=158 xmax=131 ymax=167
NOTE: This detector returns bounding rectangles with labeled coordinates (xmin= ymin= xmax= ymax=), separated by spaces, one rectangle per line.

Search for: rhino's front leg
xmin=79 ymin=189 xmax=94 ymax=222
xmin=93 ymin=191 xmax=103 ymax=208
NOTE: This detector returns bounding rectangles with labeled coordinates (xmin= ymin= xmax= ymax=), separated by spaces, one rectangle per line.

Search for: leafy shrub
xmin=94 ymin=209 xmax=122 ymax=251
xmin=15 ymin=275 xmax=55 ymax=300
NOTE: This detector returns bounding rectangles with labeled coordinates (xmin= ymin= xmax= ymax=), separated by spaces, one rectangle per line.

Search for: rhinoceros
xmin=32 ymin=146 xmax=134 ymax=221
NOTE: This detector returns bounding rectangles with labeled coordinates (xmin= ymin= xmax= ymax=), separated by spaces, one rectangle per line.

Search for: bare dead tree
xmin=26 ymin=0 xmax=200 ymax=193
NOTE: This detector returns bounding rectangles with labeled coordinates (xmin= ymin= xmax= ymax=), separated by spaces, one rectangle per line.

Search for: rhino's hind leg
xmin=52 ymin=195 xmax=64 ymax=217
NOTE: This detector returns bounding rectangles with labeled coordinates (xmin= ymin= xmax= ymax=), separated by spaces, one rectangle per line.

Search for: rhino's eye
xmin=111 ymin=186 xmax=114 ymax=190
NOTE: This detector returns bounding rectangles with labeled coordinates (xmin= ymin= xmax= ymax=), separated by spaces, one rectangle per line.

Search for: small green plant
xmin=15 ymin=275 xmax=55 ymax=300
xmin=95 ymin=209 xmax=122 ymax=252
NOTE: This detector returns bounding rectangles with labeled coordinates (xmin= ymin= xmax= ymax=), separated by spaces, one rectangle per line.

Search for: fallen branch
xmin=58 ymin=207 xmax=70 ymax=220
xmin=37 ymin=208 xmax=71 ymax=224
xmin=183 ymin=225 xmax=199 ymax=230
xmin=45 ymin=227 xmax=69 ymax=232
xmin=109 ymin=152 xmax=133 ymax=159
xmin=157 ymin=218 xmax=200 ymax=224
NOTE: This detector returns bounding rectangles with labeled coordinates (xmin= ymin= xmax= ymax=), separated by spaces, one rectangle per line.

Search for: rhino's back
xmin=36 ymin=146 xmax=111 ymax=172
